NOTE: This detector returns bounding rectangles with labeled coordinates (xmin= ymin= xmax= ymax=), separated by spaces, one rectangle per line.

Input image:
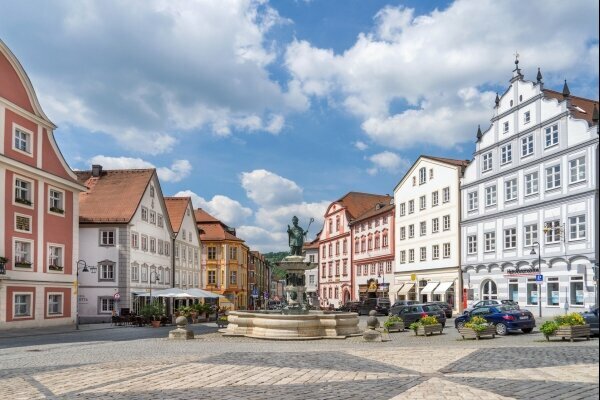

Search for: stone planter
xmin=545 ymin=325 xmax=591 ymax=342
xmin=384 ymin=322 xmax=405 ymax=332
xmin=217 ymin=320 xmax=229 ymax=329
xmin=458 ymin=326 xmax=496 ymax=340
xmin=414 ymin=323 xmax=443 ymax=336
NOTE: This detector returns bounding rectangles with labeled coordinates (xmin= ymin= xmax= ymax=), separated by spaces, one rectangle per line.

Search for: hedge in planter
xmin=409 ymin=315 xmax=443 ymax=336
xmin=458 ymin=316 xmax=496 ymax=340
xmin=540 ymin=313 xmax=590 ymax=342
xmin=383 ymin=315 xmax=405 ymax=332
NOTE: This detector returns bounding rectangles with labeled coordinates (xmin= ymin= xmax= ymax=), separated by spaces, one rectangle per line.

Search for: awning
xmin=420 ymin=282 xmax=440 ymax=295
xmin=433 ymin=281 xmax=454 ymax=295
xmin=185 ymin=288 xmax=220 ymax=298
xmin=397 ymin=282 xmax=415 ymax=295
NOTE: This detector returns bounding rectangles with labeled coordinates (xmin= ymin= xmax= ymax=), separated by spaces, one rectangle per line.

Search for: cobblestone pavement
xmin=0 ymin=321 xmax=598 ymax=399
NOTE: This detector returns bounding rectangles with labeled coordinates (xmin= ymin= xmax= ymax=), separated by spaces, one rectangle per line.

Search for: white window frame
xmin=503 ymin=121 xmax=509 ymax=133
xmin=482 ymin=152 xmax=493 ymax=172
xmin=13 ymin=292 xmax=32 ymax=318
xmin=504 ymin=178 xmax=517 ymax=202
xmin=141 ymin=206 xmax=148 ymax=222
xmin=432 ymin=218 xmax=439 ymax=233
xmin=524 ymin=110 xmax=531 ymax=124
xmin=568 ymin=215 xmax=586 ymax=241
xmin=443 ymin=243 xmax=451 ymax=258
xmin=99 ymin=230 xmax=116 ymax=246
xmin=544 ymin=220 xmax=562 ymax=244
xmin=442 ymin=187 xmax=450 ymax=203
xmin=47 ymin=292 xmax=64 ymax=316
xmin=408 ymin=224 xmax=414 ymax=238
xmin=420 ymin=247 xmax=427 ymax=261
xmin=504 ymin=228 xmax=517 ymax=250
xmin=569 ymin=157 xmax=586 ymax=184
xmin=420 ymin=221 xmax=426 ymax=236
xmin=99 ymin=262 xmax=116 ymax=281
xmin=467 ymin=235 xmax=477 ymax=254
xmin=99 ymin=297 xmax=115 ymax=314
xmin=131 ymin=263 xmax=139 ymax=282
xmin=399 ymin=203 xmax=405 ymax=216
xmin=12 ymin=124 xmax=34 ymax=157
xmin=47 ymin=243 xmax=65 ymax=273
xmin=443 ymin=215 xmax=450 ymax=231
xmin=13 ymin=175 xmax=34 ymax=209
xmin=419 ymin=195 xmax=426 ymax=210
xmin=521 ymin=135 xmax=534 ymax=157
xmin=432 ymin=191 xmax=439 ymax=207
xmin=400 ymin=227 xmax=406 ymax=240
xmin=544 ymin=124 xmax=559 ymax=148
xmin=524 ymin=224 xmax=538 ymax=247
xmin=546 ymin=165 xmax=561 ymax=190
xmin=400 ymin=250 xmax=406 ymax=264
xmin=13 ymin=238 xmax=33 ymax=267
xmin=484 ymin=232 xmax=495 ymax=252
xmin=419 ymin=167 xmax=426 ymax=184
xmin=48 ymin=186 xmax=66 ymax=216
xmin=408 ymin=249 xmax=415 ymax=263
xmin=485 ymin=185 xmax=497 ymax=207
xmin=501 ymin=144 xmax=512 ymax=165
xmin=525 ymin=172 xmax=539 ymax=196
xmin=569 ymin=276 xmax=585 ymax=306
xmin=432 ymin=245 xmax=439 ymax=260
xmin=131 ymin=232 xmax=139 ymax=249
xmin=468 ymin=191 xmax=478 ymax=211
xmin=408 ymin=200 xmax=414 ymax=214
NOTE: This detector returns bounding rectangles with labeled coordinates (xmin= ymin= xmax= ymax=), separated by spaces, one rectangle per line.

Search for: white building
xmin=303 ymin=235 xmax=320 ymax=307
xmin=461 ymin=60 xmax=599 ymax=316
xmin=77 ymin=166 xmax=173 ymax=322
xmin=393 ymin=156 xmax=468 ymax=313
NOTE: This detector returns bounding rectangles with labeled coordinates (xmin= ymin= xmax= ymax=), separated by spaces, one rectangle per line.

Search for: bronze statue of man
xmin=287 ymin=216 xmax=308 ymax=256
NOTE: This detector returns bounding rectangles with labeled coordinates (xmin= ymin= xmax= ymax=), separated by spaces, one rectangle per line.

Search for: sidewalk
xmin=0 ymin=322 xmax=121 ymax=339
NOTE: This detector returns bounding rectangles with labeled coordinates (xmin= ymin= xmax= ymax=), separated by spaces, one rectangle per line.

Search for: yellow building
xmin=195 ymin=209 xmax=248 ymax=310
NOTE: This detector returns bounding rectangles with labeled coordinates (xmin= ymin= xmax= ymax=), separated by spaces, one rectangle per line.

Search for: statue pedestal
xmin=279 ymin=255 xmax=315 ymax=314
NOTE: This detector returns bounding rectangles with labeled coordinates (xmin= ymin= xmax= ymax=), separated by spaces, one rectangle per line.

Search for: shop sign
xmin=503 ymin=267 xmax=540 ymax=277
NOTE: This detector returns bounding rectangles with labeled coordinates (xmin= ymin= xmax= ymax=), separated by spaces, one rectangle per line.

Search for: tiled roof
xmin=195 ymin=208 xmax=244 ymax=242
xmin=423 ymin=155 xmax=470 ymax=168
xmin=335 ymin=192 xmax=393 ymax=220
xmin=194 ymin=208 xmax=220 ymax=223
xmin=351 ymin=203 xmax=394 ymax=224
xmin=543 ymin=89 xmax=598 ymax=125
xmin=76 ymin=169 xmax=154 ymax=223
xmin=164 ymin=197 xmax=190 ymax=233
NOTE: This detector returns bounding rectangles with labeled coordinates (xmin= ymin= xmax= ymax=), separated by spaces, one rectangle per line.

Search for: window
xmin=383 ymin=216 xmax=387 ymax=224
xmin=481 ymin=280 xmax=497 ymax=300
xmin=408 ymin=200 xmax=414 ymax=214
xmin=149 ymin=186 xmax=155 ymax=198
xmin=546 ymin=165 xmax=561 ymax=190
xmin=501 ymin=144 xmax=512 ymax=164
xmin=522 ymin=135 xmax=534 ymax=157
xmin=504 ymin=228 xmax=517 ymax=249
xmin=429 ymin=169 xmax=434 ymax=179
xmin=374 ymin=235 xmax=380 ymax=248
xmin=47 ymin=294 xmax=62 ymax=315
xmin=570 ymin=276 xmax=584 ymax=306
xmin=420 ymin=221 xmax=426 ymax=236
xmin=504 ymin=178 xmax=517 ymax=202
xmin=150 ymin=238 xmax=156 ymax=253
xmin=14 ymin=178 xmax=32 ymax=205
xmin=15 ymin=214 xmax=31 ymax=233
xmin=131 ymin=264 xmax=139 ymax=282
xmin=467 ymin=235 xmax=477 ymax=254
xmin=343 ymin=260 xmax=348 ymax=275
xmin=547 ymin=277 xmax=559 ymax=306
xmin=432 ymin=218 xmax=439 ymax=233
xmin=400 ymin=250 xmax=406 ymax=263
xmin=569 ymin=215 xmax=586 ymax=240
xmin=545 ymin=220 xmax=561 ymax=243
xmin=207 ymin=270 xmax=217 ymax=285
xmin=408 ymin=249 xmax=415 ymax=263
xmin=432 ymin=191 xmax=439 ymax=207
xmin=49 ymin=189 xmax=64 ymax=213
xmin=382 ymin=233 xmax=388 ymax=247
xmin=482 ymin=153 xmax=493 ymax=172
xmin=484 ymin=232 xmax=495 ymax=252
xmin=432 ymin=245 xmax=439 ymax=259
xmin=48 ymin=245 xmax=63 ymax=269
xmin=544 ymin=124 xmax=559 ymax=147
xmin=14 ymin=294 xmax=31 ymax=317
xmin=468 ymin=191 xmax=478 ymax=211
xmin=149 ymin=211 xmax=156 ymax=224
xmin=524 ymin=224 xmax=538 ymax=247
xmin=399 ymin=203 xmax=405 ymax=216
xmin=208 ymin=246 xmax=217 ymax=260
xmin=100 ymin=298 xmax=115 ymax=313
xmin=141 ymin=235 xmax=148 ymax=251
xmin=442 ymin=187 xmax=450 ymax=203
xmin=420 ymin=247 xmax=427 ymax=261
xmin=503 ymin=121 xmax=509 ymax=133
xmin=408 ymin=224 xmax=414 ymax=238
xmin=569 ymin=157 xmax=586 ymax=184
xmin=14 ymin=240 xmax=32 ymax=266
xmin=336 ymin=216 xmax=340 ymax=232
xmin=419 ymin=195 xmax=426 ymax=210
xmin=157 ymin=214 xmax=164 ymax=227
xmin=400 ymin=227 xmax=406 ymax=240
xmin=485 ymin=186 xmax=497 ymax=207
xmin=524 ymin=111 xmax=531 ymax=124
xmin=141 ymin=207 xmax=148 ymax=222
xmin=99 ymin=230 xmax=115 ymax=246
xmin=508 ymin=279 xmax=519 ymax=302
xmin=343 ymin=239 xmax=347 ymax=254
xmin=99 ymin=263 xmax=115 ymax=281
xmin=230 ymin=271 xmax=237 ymax=285
xmin=336 ymin=241 xmax=341 ymax=254
xmin=131 ymin=232 xmax=139 ymax=249
xmin=309 ymin=275 xmax=315 ymax=285
xmin=386 ymin=261 xmax=392 ymax=273
xmin=443 ymin=243 xmax=451 ymax=258
xmin=328 ymin=219 xmax=333 ymax=233
xmin=419 ymin=167 xmax=426 ymax=184
xmin=141 ymin=265 xmax=148 ymax=282
xmin=525 ymin=172 xmax=539 ymax=195
xmin=527 ymin=279 xmax=538 ymax=305
xmin=443 ymin=215 xmax=450 ymax=231
xmin=164 ymin=242 xmax=170 ymax=256
xmin=412 ymin=176 xmax=416 ymax=186
xmin=230 ymin=247 xmax=238 ymax=260
xmin=14 ymin=128 xmax=31 ymax=154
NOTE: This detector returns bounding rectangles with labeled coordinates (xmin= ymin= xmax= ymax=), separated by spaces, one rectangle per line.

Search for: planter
xmin=414 ymin=323 xmax=443 ymax=336
xmin=49 ymin=265 xmax=63 ymax=271
xmin=459 ymin=326 xmax=496 ymax=340
xmin=217 ymin=320 xmax=229 ymax=328
xmin=385 ymin=322 xmax=405 ymax=332
xmin=545 ymin=325 xmax=591 ymax=342
xmin=15 ymin=262 xmax=32 ymax=268
xmin=150 ymin=320 xmax=161 ymax=328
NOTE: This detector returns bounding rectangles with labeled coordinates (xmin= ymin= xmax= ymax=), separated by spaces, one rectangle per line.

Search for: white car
xmin=463 ymin=299 xmax=503 ymax=314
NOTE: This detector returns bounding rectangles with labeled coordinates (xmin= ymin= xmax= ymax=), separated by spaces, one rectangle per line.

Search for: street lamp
xmin=76 ymin=260 xmax=96 ymax=330
xmin=378 ymin=266 xmax=386 ymax=301
xmin=530 ymin=241 xmax=542 ymax=318
xmin=149 ymin=271 xmax=160 ymax=303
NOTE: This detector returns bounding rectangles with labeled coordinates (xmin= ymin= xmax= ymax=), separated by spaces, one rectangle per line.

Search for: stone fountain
xmin=221 ymin=216 xmax=360 ymax=339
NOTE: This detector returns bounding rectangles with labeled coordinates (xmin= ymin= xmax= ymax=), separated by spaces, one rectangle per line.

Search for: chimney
xmin=92 ymin=164 xmax=103 ymax=177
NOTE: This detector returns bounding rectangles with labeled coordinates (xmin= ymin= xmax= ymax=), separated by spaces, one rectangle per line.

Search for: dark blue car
xmin=454 ymin=305 xmax=535 ymax=335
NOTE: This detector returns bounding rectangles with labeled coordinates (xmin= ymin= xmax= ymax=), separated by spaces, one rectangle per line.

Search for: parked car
xmin=464 ymin=299 xmax=519 ymax=314
xmin=581 ymin=306 xmax=599 ymax=335
xmin=455 ymin=305 xmax=535 ymax=335
xmin=338 ymin=301 xmax=360 ymax=313
xmin=424 ymin=301 xmax=453 ymax=318
xmin=393 ymin=304 xmax=447 ymax=327
xmin=500 ymin=300 xmax=520 ymax=309
xmin=358 ymin=298 xmax=391 ymax=316
xmin=389 ymin=300 xmax=419 ymax=316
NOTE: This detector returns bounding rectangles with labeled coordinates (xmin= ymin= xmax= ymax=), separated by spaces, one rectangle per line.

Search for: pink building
xmin=319 ymin=192 xmax=391 ymax=309
xmin=0 ymin=40 xmax=83 ymax=329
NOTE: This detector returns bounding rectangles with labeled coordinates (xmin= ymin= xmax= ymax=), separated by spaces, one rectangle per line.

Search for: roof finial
xmin=511 ymin=51 xmax=522 ymax=80
xmin=536 ymin=67 xmax=543 ymax=83
xmin=495 ymin=92 xmax=500 ymax=107
xmin=562 ymin=79 xmax=570 ymax=98
xmin=514 ymin=51 xmax=519 ymax=66
xmin=476 ymin=125 xmax=482 ymax=142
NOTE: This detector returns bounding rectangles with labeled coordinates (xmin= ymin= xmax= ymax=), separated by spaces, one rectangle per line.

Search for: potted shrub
xmin=177 ymin=306 xmax=194 ymax=324
xmin=14 ymin=261 xmax=32 ymax=269
xmin=383 ymin=315 xmax=405 ymax=332
xmin=49 ymin=206 xmax=64 ymax=214
xmin=541 ymin=313 xmax=590 ymax=342
xmin=0 ymin=256 xmax=8 ymax=275
xmin=140 ymin=302 xmax=164 ymax=327
xmin=49 ymin=264 xmax=63 ymax=272
xmin=409 ymin=315 xmax=443 ymax=336
xmin=458 ymin=316 xmax=496 ymax=340
xmin=217 ymin=315 xmax=229 ymax=328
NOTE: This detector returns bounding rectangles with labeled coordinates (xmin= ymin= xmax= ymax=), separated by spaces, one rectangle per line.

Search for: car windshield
xmin=498 ymin=306 xmax=519 ymax=312
xmin=423 ymin=305 xmax=440 ymax=311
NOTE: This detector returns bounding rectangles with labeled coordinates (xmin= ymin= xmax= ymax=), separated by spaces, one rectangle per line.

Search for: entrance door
xmin=481 ymin=280 xmax=498 ymax=300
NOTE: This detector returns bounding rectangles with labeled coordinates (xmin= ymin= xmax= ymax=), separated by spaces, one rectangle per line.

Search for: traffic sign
xmin=113 ymin=293 xmax=121 ymax=300
xmin=535 ymin=275 xmax=543 ymax=282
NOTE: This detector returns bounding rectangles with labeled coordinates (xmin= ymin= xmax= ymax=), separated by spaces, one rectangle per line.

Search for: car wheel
xmin=495 ymin=322 xmax=508 ymax=336
xmin=522 ymin=328 xmax=533 ymax=334
xmin=456 ymin=321 xmax=465 ymax=329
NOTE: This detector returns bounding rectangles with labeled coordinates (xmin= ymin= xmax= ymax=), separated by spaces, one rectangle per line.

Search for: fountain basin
xmin=221 ymin=310 xmax=360 ymax=340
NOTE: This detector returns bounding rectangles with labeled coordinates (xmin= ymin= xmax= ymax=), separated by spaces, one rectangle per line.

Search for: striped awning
xmin=397 ymin=282 xmax=415 ymax=295
xmin=420 ymin=282 xmax=440 ymax=295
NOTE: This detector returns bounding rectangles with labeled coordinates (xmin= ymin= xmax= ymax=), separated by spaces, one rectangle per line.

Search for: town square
xmin=0 ymin=0 xmax=599 ymax=399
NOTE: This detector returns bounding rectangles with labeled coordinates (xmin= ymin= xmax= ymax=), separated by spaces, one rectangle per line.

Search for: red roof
xmin=351 ymin=203 xmax=394 ymax=224
xmin=423 ymin=155 xmax=470 ymax=168
xmin=164 ymin=197 xmax=191 ymax=233
xmin=543 ymin=89 xmax=598 ymax=125
xmin=195 ymin=208 xmax=243 ymax=242
xmin=194 ymin=208 xmax=220 ymax=223
xmin=334 ymin=192 xmax=393 ymax=220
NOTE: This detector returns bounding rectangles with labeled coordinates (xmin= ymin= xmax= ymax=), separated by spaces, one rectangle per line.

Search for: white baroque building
xmin=393 ymin=156 xmax=468 ymax=313
xmin=461 ymin=61 xmax=599 ymax=316
xmin=303 ymin=235 xmax=320 ymax=307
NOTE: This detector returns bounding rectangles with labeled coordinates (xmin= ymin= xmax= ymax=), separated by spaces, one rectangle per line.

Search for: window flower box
xmin=15 ymin=262 xmax=32 ymax=268
xmin=49 ymin=265 xmax=64 ymax=271
xmin=50 ymin=207 xmax=64 ymax=214
xmin=15 ymin=197 xmax=32 ymax=206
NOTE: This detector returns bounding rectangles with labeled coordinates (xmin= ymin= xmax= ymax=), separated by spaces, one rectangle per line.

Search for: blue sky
xmin=1 ymin=0 xmax=598 ymax=251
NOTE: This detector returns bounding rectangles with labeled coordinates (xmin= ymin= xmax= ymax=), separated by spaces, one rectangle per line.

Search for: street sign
xmin=535 ymin=275 xmax=543 ymax=282
xmin=113 ymin=293 xmax=121 ymax=300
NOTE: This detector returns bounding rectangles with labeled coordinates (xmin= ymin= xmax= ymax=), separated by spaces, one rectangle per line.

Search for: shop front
xmin=392 ymin=267 xmax=462 ymax=312
xmin=358 ymin=279 xmax=389 ymax=302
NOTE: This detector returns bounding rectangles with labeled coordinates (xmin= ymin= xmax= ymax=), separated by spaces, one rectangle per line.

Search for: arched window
xmin=481 ymin=280 xmax=498 ymax=300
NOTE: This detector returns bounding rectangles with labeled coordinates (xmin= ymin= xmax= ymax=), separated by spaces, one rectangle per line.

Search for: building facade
xmin=0 ymin=40 xmax=84 ymax=330
xmin=303 ymin=235 xmax=320 ymax=307
xmin=77 ymin=167 xmax=173 ymax=322
xmin=248 ymin=251 xmax=268 ymax=309
xmin=393 ymin=156 xmax=467 ymax=313
xmin=461 ymin=62 xmax=599 ymax=316
xmin=351 ymin=202 xmax=394 ymax=302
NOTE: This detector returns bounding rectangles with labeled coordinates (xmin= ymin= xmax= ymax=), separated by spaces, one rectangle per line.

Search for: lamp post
xmin=149 ymin=271 xmax=160 ymax=304
xmin=378 ymin=266 xmax=386 ymax=301
xmin=75 ymin=260 xmax=96 ymax=330
xmin=530 ymin=241 xmax=542 ymax=318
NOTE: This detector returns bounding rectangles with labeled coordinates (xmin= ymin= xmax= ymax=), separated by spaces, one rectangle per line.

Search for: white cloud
xmin=284 ymin=0 xmax=599 ymax=149
xmin=240 ymin=169 xmax=303 ymax=207
xmin=176 ymin=190 xmax=253 ymax=228
xmin=88 ymin=155 xmax=192 ymax=182
xmin=367 ymin=151 xmax=410 ymax=175
xmin=354 ymin=141 xmax=368 ymax=151
xmin=236 ymin=226 xmax=288 ymax=252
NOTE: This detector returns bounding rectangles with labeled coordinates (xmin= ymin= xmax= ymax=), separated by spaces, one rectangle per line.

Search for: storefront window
xmin=527 ymin=278 xmax=538 ymax=305
xmin=547 ymin=277 xmax=559 ymax=306
xmin=481 ymin=280 xmax=497 ymax=300
xmin=570 ymin=276 xmax=584 ymax=306
xmin=508 ymin=279 xmax=519 ymax=302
